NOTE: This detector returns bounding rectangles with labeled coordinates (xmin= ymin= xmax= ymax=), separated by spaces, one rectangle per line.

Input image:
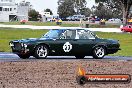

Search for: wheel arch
xmin=33 ymin=43 xmax=50 ymax=59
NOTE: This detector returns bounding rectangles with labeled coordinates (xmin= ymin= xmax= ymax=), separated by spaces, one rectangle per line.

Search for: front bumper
xmin=10 ymin=42 xmax=30 ymax=54
xmin=107 ymin=48 xmax=121 ymax=54
xmin=12 ymin=49 xmax=30 ymax=54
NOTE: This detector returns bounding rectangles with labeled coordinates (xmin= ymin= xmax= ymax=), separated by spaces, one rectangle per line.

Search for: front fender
xmin=92 ymin=42 xmax=108 ymax=50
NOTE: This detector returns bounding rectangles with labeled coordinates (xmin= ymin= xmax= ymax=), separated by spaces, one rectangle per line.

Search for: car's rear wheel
xmin=34 ymin=45 xmax=49 ymax=59
xmin=17 ymin=54 xmax=30 ymax=59
xmin=75 ymin=55 xmax=85 ymax=59
xmin=93 ymin=46 xmax=106 ymax=59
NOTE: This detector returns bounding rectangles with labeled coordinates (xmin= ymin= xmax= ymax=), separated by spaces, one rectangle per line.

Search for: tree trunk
xmin=122 ymin=0 xmax=131 ymax=25
xmin=123 ymin=8 xmax=128 ymax=25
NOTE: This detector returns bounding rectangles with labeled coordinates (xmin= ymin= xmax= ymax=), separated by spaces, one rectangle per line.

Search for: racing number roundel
xmin=63 ymin=42 xmax=72 ymax=52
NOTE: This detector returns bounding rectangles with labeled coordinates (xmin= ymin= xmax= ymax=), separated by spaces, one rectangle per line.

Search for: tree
xmin=94 ymin=3 xmax=114 ymax=19
xmin=73 ymin=0 xmax=87 ymax=14
xmin=95 ymin=0 xmax=132 ymax=25
xmin=58 ymin=0 xmax=87 ymax=14
xmin=44 ymin=8 xmax=53 ymax=15
xmin=28 ymin=9 xmax=40 ymax=21
xmin=80 ymin=8 xmax=91 ymax=17
xmin=94 ymin=2 xmax=122 ymax=19
xmin=57 ymin=0 xmax=75 ymax=18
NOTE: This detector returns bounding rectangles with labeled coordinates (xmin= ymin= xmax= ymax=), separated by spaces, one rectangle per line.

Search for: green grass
xmin=0 ymin=21 xmax=120 ymax=28
xmin=0 ymin=21 xmax=79 ymax=27
xmin=89 ymin=24 xmax=120 ymax=28
xmin=0 ymin=27 xmax=132 ymax=56
xmin=96 ymin=32 xmax=132 ymax=56
xmin=0 ymin=28 xmax=48 ymax=52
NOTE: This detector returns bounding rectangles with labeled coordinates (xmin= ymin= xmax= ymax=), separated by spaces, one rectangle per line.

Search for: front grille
xmin=13 ymin=42 xmax=22 ymax=50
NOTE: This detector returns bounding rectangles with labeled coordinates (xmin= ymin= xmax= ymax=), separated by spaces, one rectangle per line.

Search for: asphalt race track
xmin=0 ymin=52 xmax=132 ymax=62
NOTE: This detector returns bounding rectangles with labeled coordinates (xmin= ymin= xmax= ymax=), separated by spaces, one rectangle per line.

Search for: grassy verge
xmin=0 ymin=28 xmax=132 ymax=56
xmin=0 ymin=21 xmax=120 ymax=28
xmin=0 ymin=28 xmax=48 ymax=52
xmin=89 ymin=24 xmax=120 ymax=28
xmin=0 ymin=22 xmax=79 ymax=27
xmin=96 ymin=32 xmax=132 ymax=56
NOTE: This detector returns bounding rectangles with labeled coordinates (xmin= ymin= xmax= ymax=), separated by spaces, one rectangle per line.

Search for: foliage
xmin=80 ymin=8 xmax=91 ymax=17
xmin=94 ymin=3 xmax=113 ymax=19
xmin=95 ymin=0 xmax=132 ymax=25
xmin=57 ymin=0 xmax=89 ymax=18
xmin=28 ymin=9 xmax=40 ymax=21
xmin=57 ymin=0 xmax=75 ymax=18
xmin=72 ymin=0 xmax=87 ymax=14
xmin=44 ymin=8 xmax=53 ymax=15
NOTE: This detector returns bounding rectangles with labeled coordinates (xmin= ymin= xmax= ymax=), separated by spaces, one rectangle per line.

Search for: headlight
xmin=9 ymin=43 xmax=14 ymax=46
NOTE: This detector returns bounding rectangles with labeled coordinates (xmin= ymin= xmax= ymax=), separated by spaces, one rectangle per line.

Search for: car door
xmin=50 ymin=29 xmax=79 ymax=56
xmin=75 ymin=30 xmax=97 ymax=55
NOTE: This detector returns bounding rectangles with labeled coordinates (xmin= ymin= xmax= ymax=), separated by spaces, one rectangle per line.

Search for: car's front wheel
xmin=93 ymin=46 xmax=106 ymax=59
xmin=17 ymin=54 xmax=30 ymax=59
xmin=34 ymin=45 xmax=49 ymax=59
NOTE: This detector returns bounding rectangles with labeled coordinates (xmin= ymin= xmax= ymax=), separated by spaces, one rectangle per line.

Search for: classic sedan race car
xmin=9 ymin=29 xmax=120 ymax=59
xmin=121 ymin=25 xmax=132 ymax=32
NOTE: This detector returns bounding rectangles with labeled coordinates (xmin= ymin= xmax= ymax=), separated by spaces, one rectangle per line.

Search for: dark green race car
xmin=9 ymin=29 xmax=120 ymax=59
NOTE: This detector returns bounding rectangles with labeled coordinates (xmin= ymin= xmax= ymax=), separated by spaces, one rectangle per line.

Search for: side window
xmin=66 ymin=30 xmax=76 ymax=39
xmin=78 ymin=30 xmax=95 ymax=39
xmin=60 ymin=30 xmax=76 ymax=39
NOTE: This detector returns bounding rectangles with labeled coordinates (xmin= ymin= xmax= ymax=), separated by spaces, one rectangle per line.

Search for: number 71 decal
xmin=63 ymin=42 xmax=72 ymax=52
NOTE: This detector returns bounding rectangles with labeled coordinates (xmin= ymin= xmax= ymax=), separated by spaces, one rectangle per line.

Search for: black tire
xmin=75 ymin=55 xmax=85 ymax=59
xmin=93 ymin=46 xmax=106 ymax=59
xmin=34 ymin=45 xmax=49 ymax=59
xmin=17 ymin=54 xmax=30 ymax=59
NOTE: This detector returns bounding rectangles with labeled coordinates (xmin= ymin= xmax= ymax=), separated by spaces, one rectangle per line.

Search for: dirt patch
xmin=0 ymin=60 xmax=131 ymax=88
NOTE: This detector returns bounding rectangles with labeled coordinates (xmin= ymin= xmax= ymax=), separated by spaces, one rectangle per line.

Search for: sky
xmin=16 ymin=0 xmax=95 ymax=15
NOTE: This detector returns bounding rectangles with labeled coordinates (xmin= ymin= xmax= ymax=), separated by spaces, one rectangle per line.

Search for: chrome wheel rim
xmin=37 ymin=46 xmax=47 ymax=58
xmin=95 ymin=47 xmax=105 ymax=58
